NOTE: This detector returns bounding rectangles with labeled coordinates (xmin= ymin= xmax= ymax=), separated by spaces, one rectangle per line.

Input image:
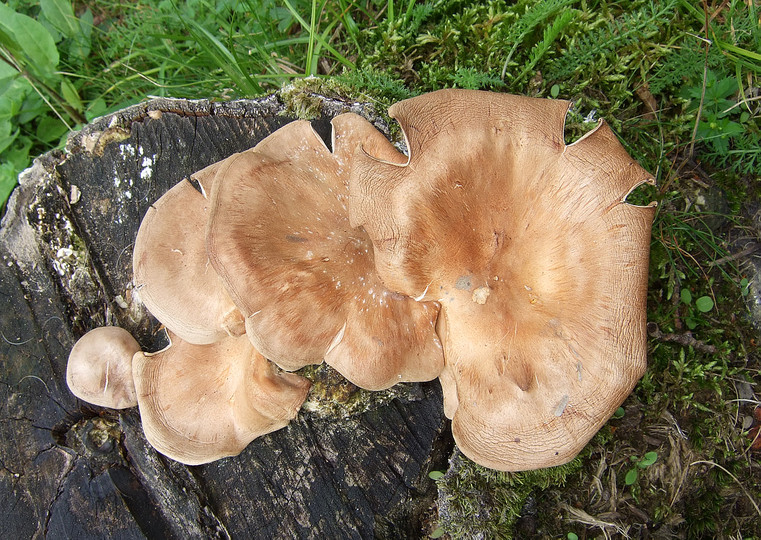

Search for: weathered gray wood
xmin=0 ymin=94 xmax=450 ymax=539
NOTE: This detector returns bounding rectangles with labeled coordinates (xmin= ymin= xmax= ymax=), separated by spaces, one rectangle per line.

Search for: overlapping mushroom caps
xmin=66 ymin=91 xmax=654 ymax=471
xmin=206 ymin=114 xmax=444 ymax=390
xmin=126 ymin=157 xmax=315 ymax=464
xmin=350 ymin=89 xmax=656 ymax=471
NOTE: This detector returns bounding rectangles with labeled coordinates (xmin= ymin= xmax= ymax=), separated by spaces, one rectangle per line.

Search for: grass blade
xmin=185 ymin=19 xmax=261 ymax=95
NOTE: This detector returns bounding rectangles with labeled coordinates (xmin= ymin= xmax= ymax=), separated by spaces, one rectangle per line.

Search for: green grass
xmin=2 ymin=0 xmax=760 ymax=537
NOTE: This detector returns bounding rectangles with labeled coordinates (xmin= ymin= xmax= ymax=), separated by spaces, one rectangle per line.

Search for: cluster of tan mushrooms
xmin=66 ymin=89 xmax=656 ymax=471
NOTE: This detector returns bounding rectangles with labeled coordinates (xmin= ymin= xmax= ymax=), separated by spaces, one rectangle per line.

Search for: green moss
xmin=278 ymin=77 xmax=359 ymax=119
xmin=434 ymin=450 xmax=583 ymax=538
xmin=335 ymin=69 xmax=416 ymax=109
xmin=299 ymin=363 xmax=422 ymax=419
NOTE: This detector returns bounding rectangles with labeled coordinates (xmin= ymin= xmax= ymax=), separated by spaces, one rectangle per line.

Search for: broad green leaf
xmin=640 ymin=451 xmax=658 ymax=466
xmin=41 ymin=0 xmax=80 ymax=39
xmin=68 ymin=8 xmax=94 ymax=61
xmin=0 ymin=161 xmax=18 ymax=208
xmin=428 ymin=470 xmax=445 ymax=480
xmin=719 ymin=120 xmax=745 ymax=138
xmin=711 ymin=76 xmax=738 ymax=100
xmin=17 ymin=88 xmax=47 ymax=125
xmin=0 ymin=4 xmax=59 ymax=82
xmin=3 ymin=135 xmax=32 ymax=169
xmin=0 ymin=118 xmax=17 ymax=153
xmin=680 ymin=288 xmax=692 ymax=304
xmin=695 ymin=296 xmax=714 ymax=313
xmin=0 ymin=61 xmax=17 ymax=80
xmin=0 ymin=35 xmax=21 ymax=96
xmin=85 ymin=97 xmax=107 ymax=122
xmin=60 ymin=78 xmax=82 ymax=112
xmin=624 ymin=468 xmax=638 ymax=485
xmin=0 ymin=6 xmax=21 ymax=56
xmin=0 ymin=74 xmax=18 ymax=100
xmin=36 ymin=114 xmax=68 ymax=143
xmin=0 ymin=78 xmax=32 ymax=120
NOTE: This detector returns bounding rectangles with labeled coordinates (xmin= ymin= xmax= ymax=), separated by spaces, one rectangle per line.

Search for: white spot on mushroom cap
xmin=325 ymin=322 xmax=347 ymax=356
xmin=414 ymin=282 xmax=431 ymax=301
xmin=472 ymin=286 xmax=491 ymax=305
xmin=553 ymin=395 xmax=570 ymax=417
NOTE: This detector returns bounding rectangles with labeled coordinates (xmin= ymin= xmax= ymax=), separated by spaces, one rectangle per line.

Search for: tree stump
xmin=0 ymin=92 xmax=450 ymax=539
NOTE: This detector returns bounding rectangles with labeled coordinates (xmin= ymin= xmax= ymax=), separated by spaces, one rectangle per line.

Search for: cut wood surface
xmin=0 ymin=93 xmax=449 ymax=539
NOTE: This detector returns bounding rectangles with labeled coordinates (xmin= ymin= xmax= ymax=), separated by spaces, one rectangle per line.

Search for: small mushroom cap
xmin=350 ymin=89 xmax=656 ymax=470
xmin=132 ymin=332 xmax=310 ymax=465
xmin=206 ymin=114 xmax=444 ymax=390
xmin=67 ymin=326 xmax=140 ymax=409
xmin=133 ymin=176 xmax=245 ymax=344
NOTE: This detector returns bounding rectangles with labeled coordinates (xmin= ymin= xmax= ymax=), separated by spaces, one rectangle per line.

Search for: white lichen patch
xmin=53 ymin=247 xmax=76 ymax=276
xmin=553 ymin=394 xmax=570 ymax=417
xmin=112 ymin=162 xmax=138 ymax=222
xmin=49 ymin=216 xmax=81 ymax=279
xmin=69 ymin=185 xmax=81 ymax=204
xmin=140 ymin=156 xmax=154 ymax=180
xmin=119 ymin=143 xmax=136 ymax=158
xmin=41 ymin=213 xmax=100 ymax=308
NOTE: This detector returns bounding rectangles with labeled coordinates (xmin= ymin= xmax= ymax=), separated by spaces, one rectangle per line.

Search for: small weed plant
xmin=624 ymin=451 xmax=658 ymax=486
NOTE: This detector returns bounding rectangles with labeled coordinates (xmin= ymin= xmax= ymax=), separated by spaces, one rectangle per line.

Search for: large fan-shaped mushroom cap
xmin=132 ymin=332 xmax=310 ymax=465
xmin=206 ymin=114 xmax=444 ymax=391
xmin=133 ymin=174 xmax=245 ymax=345
xmin=350 ymin=89 xmax=656 ymax=470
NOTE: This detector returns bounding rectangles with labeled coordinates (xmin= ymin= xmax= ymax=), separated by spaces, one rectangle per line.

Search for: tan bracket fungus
xmin=133 ymin=170 xmax=245 ymax=345
xmin=65 ymin=91 xmax=655 ymax=471
xmin=133 ymin=332 xmax=310 ymax=465
xmin=67 ymin=326 xmax=140 ymax=409
xmin=350 ymin=89 xmax=656 ymax=471
xmin=206 ymin=114 xmax=444 ymax=391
